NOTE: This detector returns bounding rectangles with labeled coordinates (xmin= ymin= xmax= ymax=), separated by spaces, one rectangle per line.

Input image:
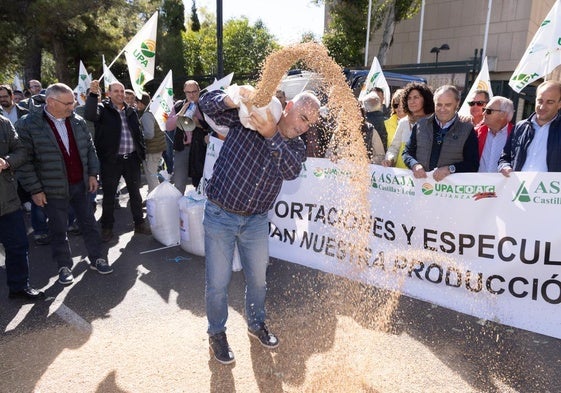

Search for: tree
xmin=182 ymin=14 xmax=279 ymax=84
xmin=159 ymin=0 xmax=187 ymax=80
xmin=0 ymin=0 xmax=159 ymax=86
xmin=317 ymin=0 xmax=421 ymax=67
xmin=377 ymin=0 xmax=421 ymax=65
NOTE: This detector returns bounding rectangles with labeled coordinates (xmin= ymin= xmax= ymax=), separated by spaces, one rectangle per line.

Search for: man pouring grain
xmin=199 ymin=86 xmax=320 ymax=365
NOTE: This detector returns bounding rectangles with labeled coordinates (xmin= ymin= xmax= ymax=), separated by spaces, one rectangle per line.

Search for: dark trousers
xmin=0 ymin=209 xmax=30 ymax=291
xmin=99 ymin=153 xmax=144 ymax=229
xmin=43 ymin=182 xmax=104 ymax=269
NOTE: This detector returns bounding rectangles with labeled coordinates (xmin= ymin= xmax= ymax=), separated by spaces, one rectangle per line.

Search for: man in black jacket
xmin=85 ymin=80 xmax=151 ymax=242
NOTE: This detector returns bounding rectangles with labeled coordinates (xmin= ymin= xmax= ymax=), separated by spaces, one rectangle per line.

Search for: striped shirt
xmin=200 ymin=90 xmax=306 ymax=214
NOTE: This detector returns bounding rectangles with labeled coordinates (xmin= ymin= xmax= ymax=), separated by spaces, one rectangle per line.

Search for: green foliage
xmin=319 ymin=0 xmax=421 ymax=67
xmin=159 ymin=0 xmax=187 ymax=79
xmin=190 ymin=0 xmax=201 ymax=32
xmin=0 ymin=0 xmax=160 ymax=86
xmin=182 ymin=15 xmax=279 ymax=85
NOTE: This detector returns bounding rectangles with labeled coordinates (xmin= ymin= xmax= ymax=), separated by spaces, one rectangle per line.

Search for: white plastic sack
xmin=146 ymin=181 xmax=182 ymax=246
xmin=178 ymin=194 xmax=206 ymax=256
xmin=178 ymin=193 xmax=242 ymax=271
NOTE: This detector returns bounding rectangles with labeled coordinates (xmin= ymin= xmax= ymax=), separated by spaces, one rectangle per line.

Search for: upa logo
xmin=132 ymin=39 xmax=156 ymax=67
xmin=421 ymin=183 xmax=434 ymax=195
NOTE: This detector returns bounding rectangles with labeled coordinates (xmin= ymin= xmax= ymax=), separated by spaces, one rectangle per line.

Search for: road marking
xmin=4 ymin=304 xmax=34 ymax=333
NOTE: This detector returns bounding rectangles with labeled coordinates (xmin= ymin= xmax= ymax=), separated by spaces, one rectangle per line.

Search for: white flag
xmin=13 ymin=73 xmax=23 ymax=92
xmin=75 ymin=61 xmax=91 ymax=105
xmin=123 ymin=11 xmax=158 ymax=98
xmin=458 ymin=57 xmax=494 ymax=118
xmin=102 ymin=55 xmax=118 ymax=91
xmin=204 ymin=72 xmax=234 ymax=92
xmin=509 ymin=0 xmax=561 ymax=93
xmin=358 ymin=57 xmax=390 ymax=107
xmin=149 ymin=70 xmax=174 ymax=131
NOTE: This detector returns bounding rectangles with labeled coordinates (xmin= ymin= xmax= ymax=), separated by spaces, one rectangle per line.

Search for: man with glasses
xmin=477 ymin=96 xmax=514 ymax=172
xmin=20 ymin=80 xmax=45 ymax=112
xmin=403 ymin=84 xmax=479 ymax=180
xmin=499 ymin=80 xmax=561 ymax=175
xmin=166 ymin=80 xmax=205 ymax=194
xmin=16 ymin=83 xmax=112 ymax=286
xmin=466 ymin=89 xmax=490 ymax=128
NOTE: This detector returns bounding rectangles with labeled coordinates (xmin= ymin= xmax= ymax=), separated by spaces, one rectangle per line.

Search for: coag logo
xmin=421 ymin=183 xmax=434 ymax=195
xmin=512 ymin=181 xmax=531 ymax=202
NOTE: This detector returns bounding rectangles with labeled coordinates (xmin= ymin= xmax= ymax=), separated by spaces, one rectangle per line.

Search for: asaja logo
xmin=512 ymin=179 xmax=561 ymax=204
xmin=513 ymin=181 xmax=531 ymax=202
xmin=421 ymin=183 xmax=434 ymax=195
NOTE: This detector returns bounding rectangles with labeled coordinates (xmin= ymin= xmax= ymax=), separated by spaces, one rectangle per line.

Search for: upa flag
xmin=75 ymin=60 xmax=91 ymax=105
xmin=509 ymin=0 xmax=561 ymax=93
xmin=458 ymin=57 xmax=493 ymax=118
xmin=102 ymin=54 xmax=118 ymax=91
xmin=123 ymin=11 xmax=158 ymax=98
xmin=204 ymin=72 xmax=234 ymax=92
xmin=149 ymin=70 xmax=174 ymax=131
xmin=358 ymin=56 xmax=390 ymax=107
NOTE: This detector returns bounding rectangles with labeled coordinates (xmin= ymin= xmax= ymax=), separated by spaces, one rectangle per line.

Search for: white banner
xmin=268 ymin=159 xmax=561 ymax=339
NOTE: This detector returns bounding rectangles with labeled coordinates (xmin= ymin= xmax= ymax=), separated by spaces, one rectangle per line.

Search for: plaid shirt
xmin=200 ymin=90 xmax=306 ymax=214
xmin=114 ymin=102 xmax=134 ymax=155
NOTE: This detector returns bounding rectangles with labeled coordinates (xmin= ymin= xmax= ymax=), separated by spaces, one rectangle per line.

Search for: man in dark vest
xmin=403 ymin=84 xmax=479 ymax=180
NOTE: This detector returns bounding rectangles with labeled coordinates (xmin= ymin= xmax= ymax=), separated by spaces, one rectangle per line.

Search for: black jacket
xmin=84 ymin=94 xmax=145 ymax=161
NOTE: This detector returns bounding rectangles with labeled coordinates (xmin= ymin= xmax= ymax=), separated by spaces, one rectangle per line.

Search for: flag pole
xmin=98 ymin=47 xmax=126 ymax=80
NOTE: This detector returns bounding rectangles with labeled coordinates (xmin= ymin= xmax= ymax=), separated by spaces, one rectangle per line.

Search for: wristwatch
xmin=448 ymin=165 xmax=456 ymax=174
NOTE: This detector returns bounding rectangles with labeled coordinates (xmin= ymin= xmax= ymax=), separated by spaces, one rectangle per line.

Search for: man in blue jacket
xmin=499 ymin=80 xmax=561 ymax=175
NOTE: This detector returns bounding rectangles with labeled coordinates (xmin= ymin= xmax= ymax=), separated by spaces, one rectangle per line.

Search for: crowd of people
xmin=1 ymin=74 xmax=560 ymax=366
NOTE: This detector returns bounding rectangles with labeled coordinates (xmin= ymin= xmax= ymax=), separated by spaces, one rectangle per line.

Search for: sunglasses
xmin=468 ymin=100 xmax=487 ymax=107
xmin=392 ymin=103 xmax=399 ymax=109
xmin=482 ymin=108 xmax=503 ymax=115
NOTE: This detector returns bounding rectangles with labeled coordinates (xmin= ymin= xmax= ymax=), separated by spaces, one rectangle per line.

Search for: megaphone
xmin=176 ymin=102 xmax=196 ymax=132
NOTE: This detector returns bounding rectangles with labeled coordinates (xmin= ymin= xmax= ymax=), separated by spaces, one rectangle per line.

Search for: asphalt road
xmin=1 ymin=185 xmax=560 ymax=393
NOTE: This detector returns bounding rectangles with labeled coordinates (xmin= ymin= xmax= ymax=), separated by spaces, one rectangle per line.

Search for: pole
xmin=364 ymin=0 xmax=373 ymax=67
xmin=417 ymin=0 xmax=426 ymax=63
xmin=217 ymin=0 xmax=224 ymax=78
xmin=482 ymin=0 xmax=492 ymax=59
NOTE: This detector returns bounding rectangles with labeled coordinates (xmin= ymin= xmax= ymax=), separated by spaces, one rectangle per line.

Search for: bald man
xmin=85 ymin=80 xmax=151 ymax=242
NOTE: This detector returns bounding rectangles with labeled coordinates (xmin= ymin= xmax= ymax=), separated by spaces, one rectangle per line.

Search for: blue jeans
xmin=204 ymin=201 xmax=270 ymax=335
xmin=0 ymin=209 xmax=30 ymax=291
xmin=163 ymin=131 xmax=175 ymax=174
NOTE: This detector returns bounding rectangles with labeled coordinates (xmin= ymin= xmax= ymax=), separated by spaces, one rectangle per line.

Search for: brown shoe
xmin=101 ymin=228 xmax=114 ymax=242
xmin=134 ymin=222 xmax=151 ymax=235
